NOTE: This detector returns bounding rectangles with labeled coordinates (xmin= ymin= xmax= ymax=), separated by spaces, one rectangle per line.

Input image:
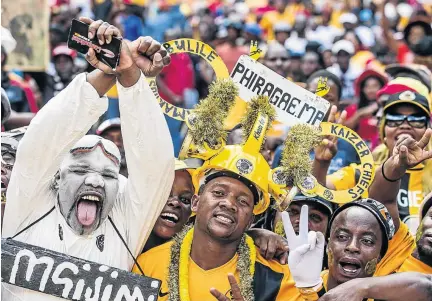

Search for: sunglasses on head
xmin=385 ymin=114 xmax=429 ymax=128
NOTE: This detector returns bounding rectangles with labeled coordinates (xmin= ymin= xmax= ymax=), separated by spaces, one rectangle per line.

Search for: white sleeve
xmin=116 ymin=73 xmax=174 ymax=256
xmin=2 ymin=73 xmax=108 ymax=237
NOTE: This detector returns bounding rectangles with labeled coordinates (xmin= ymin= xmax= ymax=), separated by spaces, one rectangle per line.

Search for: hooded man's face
xmin=328 ymin=207 xmax=383 ymax=285
xmin=408 ymin=25 xmax=426 ymax=46
xmin=56 ymin=138 xmax=120 ymax=235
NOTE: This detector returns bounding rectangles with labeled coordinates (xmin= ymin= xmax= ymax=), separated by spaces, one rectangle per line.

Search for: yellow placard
xmin=146 ymin=38 xmax=229 ymax=121
xmin=297 ymin=122 xmax=375 ymax=204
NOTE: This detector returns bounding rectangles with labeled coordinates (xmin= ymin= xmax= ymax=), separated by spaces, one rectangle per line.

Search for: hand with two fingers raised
xmin=210 ymin=274 xmax=245 ymax=301
xmin=282 ymin=205 xmax=325 ymax=288
xmin=383 ymin=128 xmax=432 ymax=180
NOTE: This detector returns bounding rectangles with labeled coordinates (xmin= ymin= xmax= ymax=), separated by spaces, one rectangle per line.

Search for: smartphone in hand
xmin=67 ymin=19 xmax=122 ymax=69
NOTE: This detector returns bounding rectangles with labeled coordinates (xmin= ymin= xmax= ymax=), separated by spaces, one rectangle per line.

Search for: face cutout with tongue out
xmin=56 ymin=139 xmax=120 ymax=236
xmin=327 ymin=206 xmax=383 ymax=286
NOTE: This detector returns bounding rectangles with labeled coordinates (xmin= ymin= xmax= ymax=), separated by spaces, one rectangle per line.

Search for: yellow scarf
xmin=374 ymin=223 xmax=416 ymax=276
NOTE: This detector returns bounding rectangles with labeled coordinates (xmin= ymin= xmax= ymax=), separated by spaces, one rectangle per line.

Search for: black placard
xmin=67 ymin=19 xmax=121 ymax=69
xmin=1 ymin=239 xmax=160 ymax=301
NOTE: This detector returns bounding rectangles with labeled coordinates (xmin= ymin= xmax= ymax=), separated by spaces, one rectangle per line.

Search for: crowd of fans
xmin=1 ymin=0 xmax=432 ymax=301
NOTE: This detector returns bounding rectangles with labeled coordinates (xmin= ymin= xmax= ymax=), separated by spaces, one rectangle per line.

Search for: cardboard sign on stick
xmin=231 ymin=55 xmax=331 ymax=127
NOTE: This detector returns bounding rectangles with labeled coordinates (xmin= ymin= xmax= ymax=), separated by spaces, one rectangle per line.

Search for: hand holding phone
xmin=68 ymin=18 xmax=122 ymax=72
xmin=68 ymin=17 xmax=171 ymax=78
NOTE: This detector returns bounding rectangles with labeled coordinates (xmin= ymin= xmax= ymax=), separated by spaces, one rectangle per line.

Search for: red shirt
xmin=158 ymin=53 xmax=195 ymax=103
xmin=215 ymin=43 xmax=249 ymax=73
xmin=397 ymin=43 xmax=414 ymax=64
xmin=8 ymin=73 xmax=38 ymax=113
xmin=345 ymin=104 xmax=379 ymax=149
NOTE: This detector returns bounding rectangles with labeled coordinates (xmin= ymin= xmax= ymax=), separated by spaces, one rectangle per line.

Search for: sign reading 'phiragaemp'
xmin=231 ymin=55 xmax=330 ymax=127
xmin=1 ymin=239 xmax=160 ymax=301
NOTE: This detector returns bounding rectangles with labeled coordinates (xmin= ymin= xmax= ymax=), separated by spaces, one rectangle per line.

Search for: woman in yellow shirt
xmin=319 ymin=91 xmax=432 ymax=233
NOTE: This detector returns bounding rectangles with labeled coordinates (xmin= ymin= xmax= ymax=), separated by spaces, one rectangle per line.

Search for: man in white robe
xmin=2 ymin=18 xmax=174 ymax=300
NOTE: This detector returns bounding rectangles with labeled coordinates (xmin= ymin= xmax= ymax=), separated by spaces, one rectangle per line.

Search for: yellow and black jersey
xmin=328 ymin=163 xmax=424 ymax=230
xmin=133 ymin=240 xmax=300 ymax=301
xmin=397 ymin=255 xmax=432 ymax=273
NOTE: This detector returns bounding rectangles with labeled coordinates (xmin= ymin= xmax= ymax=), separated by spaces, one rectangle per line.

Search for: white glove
xmin=282 ymin=205 xmax=325 ymax=288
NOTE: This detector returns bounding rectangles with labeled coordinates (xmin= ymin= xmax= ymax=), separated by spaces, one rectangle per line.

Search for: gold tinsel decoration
xmin=274 ymin=220 xmax=286 ymax=238
xmin=189 ymin=79 xmax=238 ymax=147
xmin=167 ymin=225 xmax=255 ymax=301
xmin=281 ymin=124 xmax=321 ymax=186
xmin=167 ymin=225 xmax=191 ymax=301
xmin=207 ymin=78 xmax=239 ymax=116
xmin=240 ymin=95 xmax=276 ymax=146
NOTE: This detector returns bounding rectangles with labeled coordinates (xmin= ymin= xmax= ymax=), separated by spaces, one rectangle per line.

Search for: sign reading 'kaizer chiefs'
xmin=231 ymin=55 xmax=331 ymax=126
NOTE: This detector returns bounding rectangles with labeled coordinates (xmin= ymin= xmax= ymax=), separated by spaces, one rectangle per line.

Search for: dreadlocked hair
xmin=189 ymin=78 xmax=238 ymax=147
xmin=280 ymin=124 xmax=321 ymax=186
xmin=240 ymin=95 xmax=276 ymax=147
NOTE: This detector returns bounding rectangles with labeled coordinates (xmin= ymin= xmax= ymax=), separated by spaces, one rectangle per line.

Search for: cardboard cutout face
xmin=56 ymin=136 xmax=120 ymax=235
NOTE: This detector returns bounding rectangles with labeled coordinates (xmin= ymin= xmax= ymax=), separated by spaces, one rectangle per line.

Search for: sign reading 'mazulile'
xmin=1 ymin=239 xmax=160 ymax=301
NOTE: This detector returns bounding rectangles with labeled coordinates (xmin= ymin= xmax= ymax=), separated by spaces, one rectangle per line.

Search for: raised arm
xmin=377 ymin=0 xmax=400 ymax=55
xmin=312 ymin=107 xmax=346 ymax=189
xmin=2 ymin=17 xmax=141 ymax=237
xmin=116 ymin=37 xmax=174 ymax=256
xmin=369 ymin=129 xmax=432 ymax=231
xmin=319 ymin=272 xmax=432 ymax=301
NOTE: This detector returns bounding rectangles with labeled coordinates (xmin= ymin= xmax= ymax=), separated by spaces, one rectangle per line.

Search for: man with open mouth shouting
xmin=324 ymin=199 xmax=395 ymax=287
xmin=282 ymin=199 xmax=396 ymax=300
xmin=142 ymin=159 xmax=196 ymax=253
xmin=313 ymin=131 xmax=432 ymax=300
xmin=2 ymin=17 xmax=174 ymax=301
